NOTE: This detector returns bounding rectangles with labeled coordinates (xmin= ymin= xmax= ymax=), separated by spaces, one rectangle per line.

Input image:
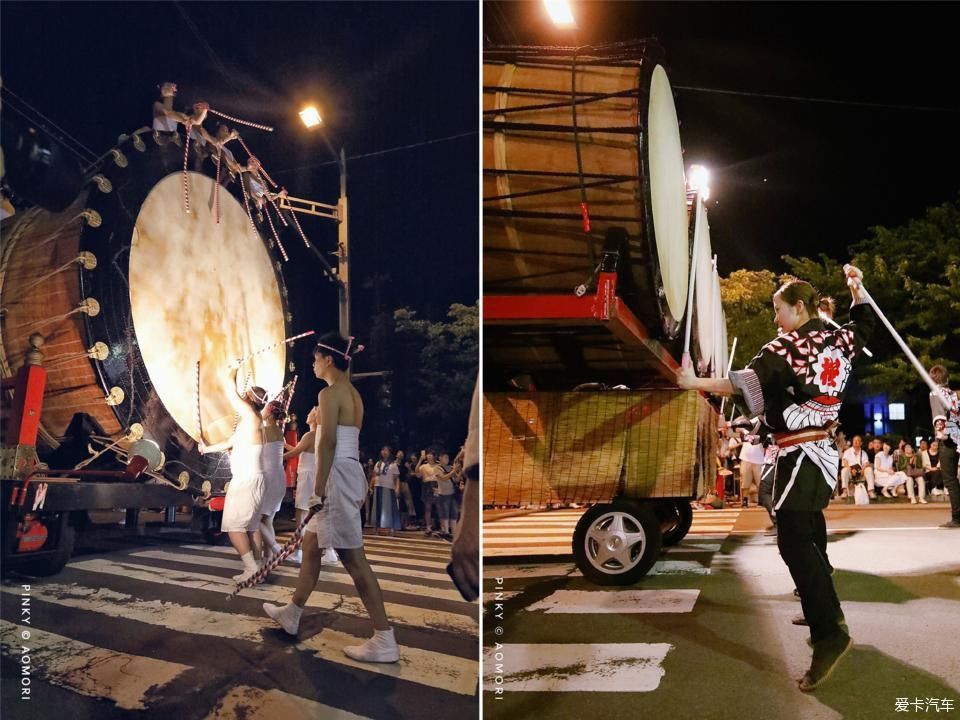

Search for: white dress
xmin=221 ymin=444 xmax=266 ymax=532
xmin=306 ymin=426 xmax=366 ymax=549
xmin=260 ymin=439 xmax=286 ymax=516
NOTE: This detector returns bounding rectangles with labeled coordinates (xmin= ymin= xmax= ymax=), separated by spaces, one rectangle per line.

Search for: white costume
xmin=221 ymin=444 xmax=266 ymax=532
xmin=306 ymin=426 xmax=366 ymax=549
xmin=261 ymin=439 xmax=286 ymax=516
xmin=295 ymin=448 xmax=317 ymax=511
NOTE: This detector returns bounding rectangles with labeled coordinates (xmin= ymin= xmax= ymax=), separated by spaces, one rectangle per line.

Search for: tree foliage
xmin=365 ymin=303 xmax=478 ymax=455
xmin=721 ymin=198 xmax=960 ymax=399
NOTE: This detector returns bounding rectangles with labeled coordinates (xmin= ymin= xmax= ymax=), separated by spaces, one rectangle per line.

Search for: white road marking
xmin=526 ymin=589 xmax=700 ymax=614
xmin=204 ymin=686 xmax=370 ymax=720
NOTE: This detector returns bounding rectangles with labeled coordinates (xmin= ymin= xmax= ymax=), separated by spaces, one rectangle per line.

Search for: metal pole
xmin=338 ymin=147 xmax=350 ymax=338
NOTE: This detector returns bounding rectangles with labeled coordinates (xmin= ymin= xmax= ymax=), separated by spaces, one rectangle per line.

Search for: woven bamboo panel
xmin=482 ymin=393 xmax=562 ymax=506
xmin=484 ymin=390 xmax=718 ymax=506
xmin=623 ymin=390 xmax=702 ymax=498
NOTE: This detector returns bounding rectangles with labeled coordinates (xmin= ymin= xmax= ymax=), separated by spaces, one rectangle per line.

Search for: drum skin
xmin=483 ymin=47 xmax=689 ymax=340
xmin=0 ymin=135 xmax=290 ymax=491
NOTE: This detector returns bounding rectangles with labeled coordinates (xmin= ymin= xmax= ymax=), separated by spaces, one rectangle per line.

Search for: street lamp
xmin=298 ymin=106 xmax=322 ymax=129
xmin=298 ymin=105 xmax=350 ymax=338
xmin=544 ymin=0 xmax=576 ymax=28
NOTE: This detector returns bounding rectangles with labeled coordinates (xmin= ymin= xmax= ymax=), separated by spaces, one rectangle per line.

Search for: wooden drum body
xmin=483 ymin=44 xmax=690 ymax=340
xmin=0 ymin=137 xmax=290 ymax=491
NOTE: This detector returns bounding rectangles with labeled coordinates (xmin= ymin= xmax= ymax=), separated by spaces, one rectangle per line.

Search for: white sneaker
xmin=322 ymin=548 xmax=340 ymax=565
xmin=286 ymin=549 xmax=303 ymax=565
xmin=910 ymin=498 xmax=918 ymax=504
xmin=919 ymin=498 xmax=928 ymax=504
xmin=344 ymin=628 xmax=400 ymax=663
xmin=263 ymin=602 xmax=302 ymax=636
xmin=931 ymin=488 xmax=943 ymax=496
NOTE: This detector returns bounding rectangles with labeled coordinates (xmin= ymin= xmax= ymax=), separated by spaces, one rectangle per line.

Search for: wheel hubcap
xmin=584 ymin=510 xmax=647 ymax=574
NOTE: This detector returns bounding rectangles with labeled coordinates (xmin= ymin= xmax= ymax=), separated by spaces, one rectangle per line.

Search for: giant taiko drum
xmin=0 ymin=133 xmax=290 ymax=491
xmin=483 ymin=42 xmax=691 ymax=341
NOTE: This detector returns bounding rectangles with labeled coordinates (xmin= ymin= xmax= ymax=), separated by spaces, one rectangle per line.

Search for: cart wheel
xmin=20 ymin=513 xmax=77 ymax=577
xmin=659 ymin=500 xmax=694 ymax=546
xmin=573 ymin=501 xmax=661 ymax=585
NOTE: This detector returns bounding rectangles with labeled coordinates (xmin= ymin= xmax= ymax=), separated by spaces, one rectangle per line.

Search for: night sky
xmin=484 ymin=1 xmax=960 ymax=276
xmin=2 ymin=1 xmax=478 ymax=426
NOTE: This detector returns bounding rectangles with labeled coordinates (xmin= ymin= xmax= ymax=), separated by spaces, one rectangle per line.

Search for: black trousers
xmin=940 ymin=443 xmax=960 ymax=522
xmin=776 ymin=509 xmax=845 ymax=644
xmin=759 ymin=462 xmax=776 ymax=524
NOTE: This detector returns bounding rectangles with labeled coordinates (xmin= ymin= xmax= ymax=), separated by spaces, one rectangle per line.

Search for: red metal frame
xmin=484 ymin=271 xmax=680 ymax=383
xmin=4 ymin=364 xmax=46 ymax=448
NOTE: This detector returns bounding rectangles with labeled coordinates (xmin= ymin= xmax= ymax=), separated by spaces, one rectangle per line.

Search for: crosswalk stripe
xmin=0 ymin=619 xmax=191 ymax=710
xmin=298 ymin=630 xmax=478 ymax=697
xmin=526 ymin=589 xmax=700 ymax=614
xmin=483 ymin=591 xmax=522 ymax=605
xmin=277 ymin=534 xmax=453 ymax=553
xmin=1 ymin=584 xmax=477 ymax=696
xmin=128 ymin=550 xmax=464 ymax=602
xmin=204 ymin=685 xmax=371 ymax=720
xmin=182 ymin=544 xmax=451 ymax=570
xmin=67 ymin=558 xmax=477 ymax=634
xmin=486 ymin=558 xmax=708 ymax=578
xmin=483 ymin=643 xmax=672 ymax=692
xmin=483 ymin=536 xmax=579 ymax=544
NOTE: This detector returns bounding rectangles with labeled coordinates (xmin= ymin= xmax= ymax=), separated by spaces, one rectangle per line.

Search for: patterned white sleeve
xmin=729 ymin=369 xmax=764 ymax=417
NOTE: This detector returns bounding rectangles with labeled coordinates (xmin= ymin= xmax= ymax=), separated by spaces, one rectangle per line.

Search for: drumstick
xmin=819 ymin=313 xmax=874 ymax=357
xmin=195 ymin=360 xmax=203 ymax=441
xmin=281 ymin=375 xmax=298 ymax=431
xmin=226 ymin=504 xmax=321 ymax=600
xmin=234 ymin=331 xmax=316 ymax=365
xmin=214 ymin=153 xmax=222 ymax=224
xmin=843 ymin=264 xmax=936 ymax=394
xmin=207 ymin=107 xmax=274 ymax=133
xmin=182 ymin=125 xmax=192 ymax=214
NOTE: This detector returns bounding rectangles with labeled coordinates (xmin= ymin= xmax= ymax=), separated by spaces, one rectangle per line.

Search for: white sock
xmin=375 ymin=627 xmax=394 ymax=639
xmin=241 ymin=551 xmax=259 ymax=572
xmin=285 ymin=602 xmax=304 ymax=622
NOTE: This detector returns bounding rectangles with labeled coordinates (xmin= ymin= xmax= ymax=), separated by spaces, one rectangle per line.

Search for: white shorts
xmin=295 ymin=469 xmax=314 ymax=510
xmin=306 ymin=458 xmax=367 ymax=549
xmin=221 ymin=471 xmax=266 ymax=533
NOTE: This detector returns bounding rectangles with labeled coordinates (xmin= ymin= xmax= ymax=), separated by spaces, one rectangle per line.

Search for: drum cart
xmin=483 ymin=42 xmax=723 ymax=585
xmin=0 ymin=340 xmax=210 ymax=575
xmin=484 ymin=246 xmax=718 ymax=585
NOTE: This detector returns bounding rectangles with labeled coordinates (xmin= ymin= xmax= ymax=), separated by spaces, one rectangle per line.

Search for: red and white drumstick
xmin=234 ymin=331 xmax=316 ymax=365
xmin=268 ymin=195 xmax=288 ymax=227
xmin=182 ymin=125 xmax=193 ymax=214
xmin=227 ymin=504 xmax=321 ymax=599
xmin=239 ymin=175 xmax=259 ymax=237
xmin=289 ymin=209 xmax=312 ymax=248
xmin=233 ymin=370 xmax=254 ymax=432
xmin=214 ymin=153 xmax=222 ymax=224
xmin=207 ymin=107 xmax=274 ymax=133
xmin=194 ymin=360 xmax=203 ymax=441
xmin=263 ymin=201 xmax=288 ymax=261
xmin=236 ymin=137 xmax=279 ymax=188
xmin=283 ymin=375 xmax=298 ymax=418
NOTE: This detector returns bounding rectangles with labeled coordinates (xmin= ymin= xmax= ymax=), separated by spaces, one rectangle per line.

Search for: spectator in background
xmin=405 ymin=450 xmax=423 ymax=527
xmin=841 ymin=435 xmax=876 ymax=500
xmin=370 ymin=446 xmax=401 ymax=536
xmin=738 ymin=423 xmax=765 ymax=508
xmin=417 ymin=449 xmax=442 ymax=536
xmin=434 ymin=452 xmax=458 ymax=541
xmin=898 ymin=444 xmax=927 ymax=504
xmin=925 ymin=440 xmax=944 ymax=497
xmin=873 ymin=441 xmax=907 ymax=498
xmin=395 ymin=450 xmax=419 ymax=530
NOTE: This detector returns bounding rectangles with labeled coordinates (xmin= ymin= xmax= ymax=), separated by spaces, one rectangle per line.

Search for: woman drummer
xmin=263 ymin=333 xmax=399 ymax=663
xmin=678 ymin=264 xmax=875 ymax=692
xmin=199 ymin=365 xmax=271 ymax=584
xmin=258 ymin=398 xmax=287 ymax=563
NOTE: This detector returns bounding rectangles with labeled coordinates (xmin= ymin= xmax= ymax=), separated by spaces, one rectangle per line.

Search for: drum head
xmin=130 ymin=172 xmax=286 ymax=444
xmin=693 ymin=196 xmax=714 ymax=365
xmin=647 ymin=64 xmax=689 ymax=322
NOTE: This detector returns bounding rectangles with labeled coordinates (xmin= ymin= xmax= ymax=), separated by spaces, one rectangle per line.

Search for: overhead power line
xmin=273 ymin=131 xmax=477 ymax=174
xmin=673 ymin=84 xmax=960 ymax=114
xmin=1 ymin=86 xmax=99 ymax=164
